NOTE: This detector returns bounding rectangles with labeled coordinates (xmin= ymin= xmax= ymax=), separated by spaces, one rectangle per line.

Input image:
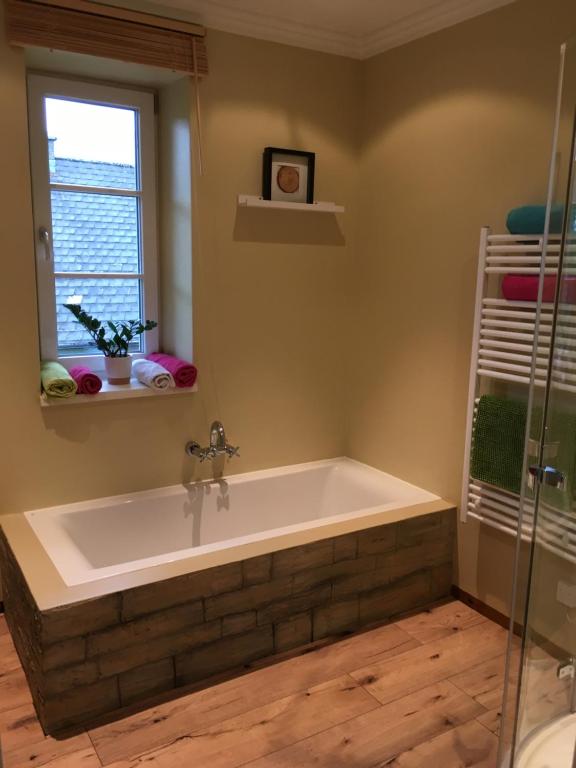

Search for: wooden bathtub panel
xmin=0 ymin=509 xmax=456 ymax=734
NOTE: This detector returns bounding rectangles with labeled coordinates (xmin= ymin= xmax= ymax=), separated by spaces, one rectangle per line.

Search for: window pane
xmin=51 ymin=191 xmax=140 ymax=274
xmin=45 ymin=98 xmax=137 ymax=190
xmin=56 ymin=278 xmax=143 ymax=356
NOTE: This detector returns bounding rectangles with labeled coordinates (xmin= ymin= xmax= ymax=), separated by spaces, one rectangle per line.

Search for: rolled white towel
xmin=133 ymin=359 xmax=175 ymax=390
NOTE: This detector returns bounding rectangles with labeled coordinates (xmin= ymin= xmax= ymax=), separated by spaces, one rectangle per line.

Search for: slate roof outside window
xmin=51 ymin=153 xmax=143 ymax=353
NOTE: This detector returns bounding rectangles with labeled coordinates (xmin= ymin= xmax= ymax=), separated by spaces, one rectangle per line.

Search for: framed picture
xmin=262 ymin=147 xmax=315 ymax=204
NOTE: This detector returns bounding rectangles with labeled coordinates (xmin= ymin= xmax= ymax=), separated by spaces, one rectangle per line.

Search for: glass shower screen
xmin=498 ymin=39 xmax=576 ymax=768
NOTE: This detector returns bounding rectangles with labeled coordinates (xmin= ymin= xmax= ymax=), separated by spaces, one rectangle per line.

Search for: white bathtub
xmin=24 ymin=458 xmax=442 ymax=589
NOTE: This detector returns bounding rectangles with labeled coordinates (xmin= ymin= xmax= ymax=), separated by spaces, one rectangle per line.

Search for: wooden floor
xmin=0 ymin=600 xmax=511 ymax=767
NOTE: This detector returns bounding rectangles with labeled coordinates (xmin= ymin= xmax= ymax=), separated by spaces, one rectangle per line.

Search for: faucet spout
xmin=210 ymin=421 xmax=227 ymax=451
xmin=186 ymin=421 xmax=240 ymax=463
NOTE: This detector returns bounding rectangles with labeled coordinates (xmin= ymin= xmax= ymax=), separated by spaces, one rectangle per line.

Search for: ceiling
xmin=156 ymin=0 xmax=516 ymax=59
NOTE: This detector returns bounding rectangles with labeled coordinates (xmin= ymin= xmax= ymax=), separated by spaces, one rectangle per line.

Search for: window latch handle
xmin=39 ymin=226 xmax=53 ymax=262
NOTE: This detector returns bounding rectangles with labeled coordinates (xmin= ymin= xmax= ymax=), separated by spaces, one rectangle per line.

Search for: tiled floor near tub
xmin=0 ymin=601 xmax=508 ymax=767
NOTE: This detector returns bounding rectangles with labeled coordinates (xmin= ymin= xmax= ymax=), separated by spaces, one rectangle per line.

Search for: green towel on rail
xmin=471 ymin=395 xmax=576 ymax=509
xmin=41 ymin=361 xmax=77 ymax=398
xmin=471 ymin=395 xmax=527 ymax=494
xmin=542 ymin=409 xmax=576 ymax=512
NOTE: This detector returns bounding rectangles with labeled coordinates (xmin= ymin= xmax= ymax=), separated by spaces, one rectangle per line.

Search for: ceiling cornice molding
xmin=154 ymin=0 xmax=516 ymax=59
xmin=361 ymin=0 xmax=515 ymax=58
xmin=150 ymin=0 xmax=516 ymax=60
xmin=179 ymin=0 xmax=364 ymax=58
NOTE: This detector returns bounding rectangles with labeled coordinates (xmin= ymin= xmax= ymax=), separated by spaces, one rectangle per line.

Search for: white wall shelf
xmin=238 ymin=194 xmax=344 ymax=213
xmin=40 ymin=378 xmax=197 ymax=407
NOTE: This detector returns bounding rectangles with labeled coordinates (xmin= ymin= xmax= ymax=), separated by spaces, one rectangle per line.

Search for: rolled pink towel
xmin=146 ymin=353 xmax=197 ymax=388
xmin=69 ymin=365 xmax=102 ymax=395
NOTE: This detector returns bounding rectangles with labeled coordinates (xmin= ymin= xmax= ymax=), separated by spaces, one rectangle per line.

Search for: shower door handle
xmin=528 ymin=465 xmax=566 ymax=491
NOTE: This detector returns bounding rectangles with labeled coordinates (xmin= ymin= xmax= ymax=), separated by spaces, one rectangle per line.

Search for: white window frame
xmin=28 ymin=74 xmax=159 ymax=372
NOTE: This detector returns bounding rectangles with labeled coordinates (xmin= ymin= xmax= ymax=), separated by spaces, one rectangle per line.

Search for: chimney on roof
xmin=48 ymin=137 xmax=56 ymax=175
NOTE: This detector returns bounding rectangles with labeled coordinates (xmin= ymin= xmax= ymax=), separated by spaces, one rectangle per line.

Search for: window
xmin=28 ymin=75 xmax=158 ymax=368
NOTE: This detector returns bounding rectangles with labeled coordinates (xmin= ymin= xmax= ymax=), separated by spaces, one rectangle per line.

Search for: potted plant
xmin=64 ymin=301 xmax=157 ymax=384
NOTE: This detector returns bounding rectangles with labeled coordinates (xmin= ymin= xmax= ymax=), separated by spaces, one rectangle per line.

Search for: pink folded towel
xmin=502 ymin=274 xmax=576 ymax=304
xmin=69 ymin=366 xmax=102 ymax=395
xmin=145 ymin=353 xmax=197 ymax=388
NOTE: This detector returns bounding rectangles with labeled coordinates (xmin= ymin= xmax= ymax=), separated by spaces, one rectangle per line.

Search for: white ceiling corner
xmin=360 ymin=0 xmax=517 ymax=58
xmin=154 ymin=0 xmax=517 ymax=59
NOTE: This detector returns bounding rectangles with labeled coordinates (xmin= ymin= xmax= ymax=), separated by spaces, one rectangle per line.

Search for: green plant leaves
xmin=63 ymin=303 xmax=157 ymax=357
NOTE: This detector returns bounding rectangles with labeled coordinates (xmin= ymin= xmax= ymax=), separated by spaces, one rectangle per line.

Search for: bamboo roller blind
xmin=4 ymin=0 xmax=208 ymax=76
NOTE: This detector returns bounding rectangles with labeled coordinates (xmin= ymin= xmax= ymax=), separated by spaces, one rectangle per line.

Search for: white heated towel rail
xmin=461 ymin=227 xmax=576 ymax=563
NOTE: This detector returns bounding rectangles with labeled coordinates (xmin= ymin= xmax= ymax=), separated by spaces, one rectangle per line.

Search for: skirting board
xmin=451 ymin=585 xmax=521 ymax=635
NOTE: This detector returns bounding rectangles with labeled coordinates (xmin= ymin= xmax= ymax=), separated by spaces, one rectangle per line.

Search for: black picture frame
xmin=262 ymin=147 xmax=316 ymax=204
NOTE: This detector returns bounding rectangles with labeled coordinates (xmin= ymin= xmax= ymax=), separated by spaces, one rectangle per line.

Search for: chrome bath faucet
xmin=186 ymin=421 xmax=240 ymax=462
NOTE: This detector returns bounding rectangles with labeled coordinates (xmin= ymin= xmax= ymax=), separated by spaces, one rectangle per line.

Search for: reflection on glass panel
xmin=56 ymin=278 xmax=142 ymax=355
xmin=51 ymin=191 xmax=140 ymax=274
xmin=45 ymin=98 xmax=137 ymax=189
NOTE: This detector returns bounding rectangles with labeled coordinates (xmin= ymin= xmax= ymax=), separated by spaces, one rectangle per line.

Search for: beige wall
xmin=2 ymin=0 xmax=576 ymax=619
xmin=348 ymin=0 xmax=576 ymax=615
xmin=0 ymin=18 xmax=360 ymax=513
xmin=158 ymin=76 xmax=194 ymax=363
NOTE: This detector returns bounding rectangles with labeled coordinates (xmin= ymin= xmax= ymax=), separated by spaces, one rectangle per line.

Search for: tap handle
xmin=185 ymin=441 xmax=201 ymax=458
xmin=226 ymin=445 xmax=240 ymax=459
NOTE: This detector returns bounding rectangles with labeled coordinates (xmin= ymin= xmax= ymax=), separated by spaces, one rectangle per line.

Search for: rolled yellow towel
xmin=41 ymin=361 xmax=77 ymax=398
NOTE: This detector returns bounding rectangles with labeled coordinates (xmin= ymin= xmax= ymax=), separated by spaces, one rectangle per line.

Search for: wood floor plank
xmin=105 ymin=674 xmax=379 ymax=768
xmin=0 ymin=667 xmax=34 ymax=715
xmin=238 ymin=680 xmax=486 ymax=768
xmin=0 ymin=644 xmax=21 ymax=675
xmin=478 ymin=641 xmax=522 ymax=738
xmin=476 ymin=707 xmax=502 ymax=736
xmin=7 ymin=748 xmax=103 ymax=768
xmin=2 ymin=710 xmax=95 ymax=768
xmin=350 ymin=621 xmax=507 ymax=706
xmin=396 ymin=600 xmax=485 ymax=644
xmin=0 ymin=704 xmax=38 ymax=743
xmin=450 ymin=653 xmax=509 ymax=706
xmin=386 ymin=719 xmax=498 ymax=767
xmin=450 ymin=644 xmax=522 ymax=738
xmin=517 ymin=648 xmax=572 ymax=734
xmin=90 ymin=623 xmax=418 ymax=765
xmin=0 ymin=705 xmax=41 ymax=749
xmin=0 ymin=623 xmax=101 ymax=768
xmin=0 ymin=631 xmax=23 ymax=675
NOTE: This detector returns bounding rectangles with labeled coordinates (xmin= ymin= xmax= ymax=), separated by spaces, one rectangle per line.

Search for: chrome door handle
xmin=39 ymin=226 xmax=53 ymax=261
xmin=528 ymin=465 xmax=566 ymax=490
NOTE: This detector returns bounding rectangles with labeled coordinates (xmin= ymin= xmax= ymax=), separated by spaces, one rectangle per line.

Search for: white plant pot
xmin=104 ymin=356 xmax=132 ymax=385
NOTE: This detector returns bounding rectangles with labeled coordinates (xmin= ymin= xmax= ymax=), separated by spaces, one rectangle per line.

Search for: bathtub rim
xmin=1 ymin=458 xmax=455 ymax=611
xmin=23 ymin=456 xmax=440 ymax=588
xmin=24 ymin=457 xmax=435 ymax=520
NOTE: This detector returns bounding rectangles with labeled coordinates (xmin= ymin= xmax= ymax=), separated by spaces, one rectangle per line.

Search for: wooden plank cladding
xmin=0 ymin=508 xmax=456 ymax=733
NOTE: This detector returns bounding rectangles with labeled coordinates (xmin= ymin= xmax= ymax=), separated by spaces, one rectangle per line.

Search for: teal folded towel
xmin=41 ymin=361 xmax=77 ymax=398
xmin=506 ymin=204 xmax=565 ymax=235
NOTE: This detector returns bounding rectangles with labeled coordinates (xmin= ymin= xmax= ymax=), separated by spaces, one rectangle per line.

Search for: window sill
xmin=40 ymin=378 xmax=197 ymax=407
